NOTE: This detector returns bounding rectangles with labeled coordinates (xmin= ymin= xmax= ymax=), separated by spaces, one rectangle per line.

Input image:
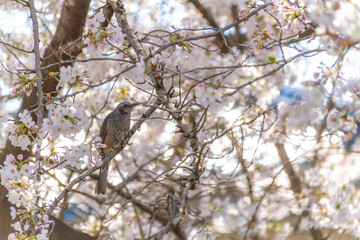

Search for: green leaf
xmin=145 ymin=65 xmax=152 ymax=74
xmin=267 ymin=56 xmax=277 ymax=63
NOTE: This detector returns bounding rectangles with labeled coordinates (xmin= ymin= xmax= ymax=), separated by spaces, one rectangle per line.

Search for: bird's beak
xmin=130 ymin=102 xmax=140 ymax=107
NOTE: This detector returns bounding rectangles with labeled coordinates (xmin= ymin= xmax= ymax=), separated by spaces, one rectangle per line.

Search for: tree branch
xmin=275 ymin=143 xmax=302 ymax=194
xmin=28 ymin=0 xmax=44 ymax=123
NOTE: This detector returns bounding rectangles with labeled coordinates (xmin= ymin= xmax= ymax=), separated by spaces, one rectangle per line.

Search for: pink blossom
xmin=86 ymin=18 xmax=100 ymax=32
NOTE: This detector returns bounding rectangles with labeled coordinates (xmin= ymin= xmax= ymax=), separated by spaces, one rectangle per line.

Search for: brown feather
xmin=95 ymin=102 xmax=137 ymax=195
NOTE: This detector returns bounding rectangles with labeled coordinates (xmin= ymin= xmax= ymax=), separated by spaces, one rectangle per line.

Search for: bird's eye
xmin=119 ymin=106 xmax=126 ymax=112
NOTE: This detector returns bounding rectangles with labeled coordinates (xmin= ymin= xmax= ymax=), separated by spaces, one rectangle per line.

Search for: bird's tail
xmin=95 ymin=161 xmax=109 ymax=195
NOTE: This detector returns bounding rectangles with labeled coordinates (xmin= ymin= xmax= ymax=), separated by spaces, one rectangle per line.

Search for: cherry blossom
xmin=86 ymin=18 xmax=100 ymax=33
xmin=94 ymin=12 xmax=105 ymax=23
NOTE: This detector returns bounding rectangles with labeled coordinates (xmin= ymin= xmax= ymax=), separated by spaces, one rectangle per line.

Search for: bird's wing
xmin=100 ymin=112 xmax=112 ymax=147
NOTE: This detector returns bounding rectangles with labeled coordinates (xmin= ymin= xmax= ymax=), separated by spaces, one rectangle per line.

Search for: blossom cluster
xmin=83 ymin=12 xmax=124 ymax=56
xmin=0 ymin=154 xmax=51 ymax=240
xmin=7 ymin=205 xmax=51 ymax=240
xmin=42 ymin=103 xmax=89 ymax=140
xmin=59 ymin=137 xmax=104 ymax=170
xmin=301 ymin=162 xmax=360 ymax=237
xmin=309 ymin=0 xmax=360 ymax=42
xmin=271 ymin=0 xmax=311 ymax=33
xmin=0 ymin=154 xmax=35 ymax=207
xmin=194 ymin=83 xmax=233 ymax=112
xmin=275 ymin=87 xmax=326 ymax=131
xmin=7 ymin=110 xmax=37 ymax=151
xmin=57 ymin=64 xmax=83 ymax=89
xmin=12 ymin=73 xmax=37 ymax=98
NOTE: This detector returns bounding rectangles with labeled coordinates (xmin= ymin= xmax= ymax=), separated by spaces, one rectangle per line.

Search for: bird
xmin=95 ymin=101 xmax=139 ymax=195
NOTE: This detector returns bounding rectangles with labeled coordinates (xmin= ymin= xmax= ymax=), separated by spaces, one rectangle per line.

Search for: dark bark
xmin=275 ymin=143 xmax=302 ymax=194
